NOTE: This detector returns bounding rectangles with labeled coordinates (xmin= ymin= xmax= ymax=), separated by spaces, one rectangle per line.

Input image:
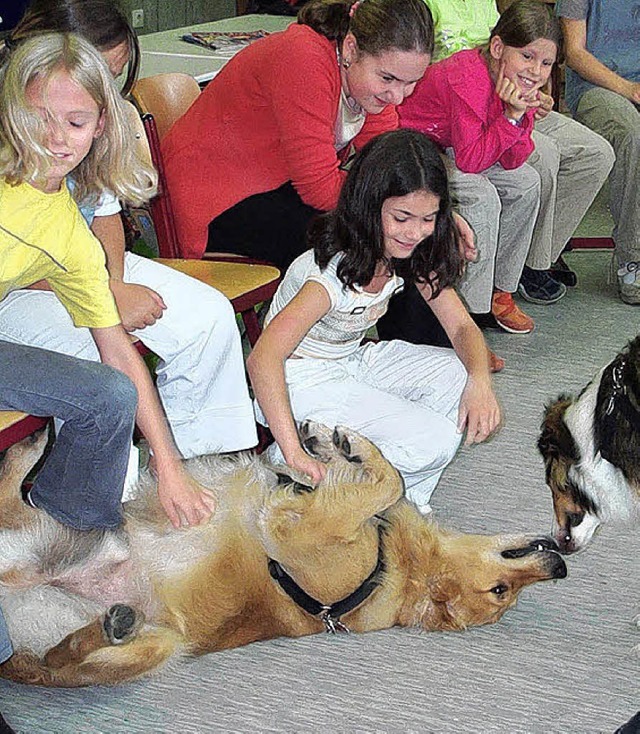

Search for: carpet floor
xmin=1 ymin=250 xmax=638 ymax=734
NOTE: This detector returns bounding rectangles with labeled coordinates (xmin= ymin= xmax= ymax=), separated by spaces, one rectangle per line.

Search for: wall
xmin=118 ymin=0 xmax=237 ymax=34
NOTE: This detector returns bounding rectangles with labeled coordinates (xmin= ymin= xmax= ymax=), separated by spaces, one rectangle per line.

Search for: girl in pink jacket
xmin=397 ymin=0 xmax=561 ymax=335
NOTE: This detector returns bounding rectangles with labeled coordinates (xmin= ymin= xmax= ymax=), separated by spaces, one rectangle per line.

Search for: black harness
xmin=602 ymin=355 xmax=640 ymax=431
xmin=268 ymin=523 xmax=386 ymax=634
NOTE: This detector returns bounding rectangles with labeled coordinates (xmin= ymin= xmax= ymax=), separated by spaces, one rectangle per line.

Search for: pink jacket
xmin=399 ymin=49 xmax=535 ymax=174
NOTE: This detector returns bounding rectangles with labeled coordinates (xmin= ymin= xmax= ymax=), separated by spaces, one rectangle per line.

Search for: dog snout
xmin=501 ymin=536 xmax=559 ymax=559
xmin=545 ymin=552 xmax=568 ymax=579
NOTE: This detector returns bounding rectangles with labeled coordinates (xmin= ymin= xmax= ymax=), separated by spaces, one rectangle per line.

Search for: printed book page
xmin=181 ymin=30 xmax=270 ymax=57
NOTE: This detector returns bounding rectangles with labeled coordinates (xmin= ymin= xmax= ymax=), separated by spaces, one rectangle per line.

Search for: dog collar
xmin=268 ymin=523 xmax=386 ymax=634
xmin=604 ymin=356 xmax=640 ymax=430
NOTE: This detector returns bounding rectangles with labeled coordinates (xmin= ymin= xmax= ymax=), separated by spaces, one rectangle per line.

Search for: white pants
xmin=527 ymin=111 xmax=615 ymax=269
xmin=258 ymin=340 xmax=468 ymax=511
xmin=0 ymin=252 xmax=257 ymax=459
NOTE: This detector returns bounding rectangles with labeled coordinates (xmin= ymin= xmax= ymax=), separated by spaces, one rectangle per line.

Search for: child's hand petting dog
xmin=284 ymin=445 xmax=327 ymax=486
xmin=152 ymin=458 xmax=217 ymax=528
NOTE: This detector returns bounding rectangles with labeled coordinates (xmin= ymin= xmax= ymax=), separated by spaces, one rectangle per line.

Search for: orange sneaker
xmin=491 ymin=291 xmax=534 ymax=334
xmin=488 ymin=349 xmax=505 ymax=373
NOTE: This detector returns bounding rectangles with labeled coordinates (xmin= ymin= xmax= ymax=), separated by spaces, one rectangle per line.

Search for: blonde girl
xmin=0 ymin=33 xmax=215 ymax=529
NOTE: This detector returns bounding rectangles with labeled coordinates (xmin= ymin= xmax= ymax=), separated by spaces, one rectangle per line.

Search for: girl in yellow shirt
xmin=0 ymin=33 xmax=216 ymax=530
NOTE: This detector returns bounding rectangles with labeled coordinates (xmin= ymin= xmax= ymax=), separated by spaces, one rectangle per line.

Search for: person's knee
xmin=593 ymin=135 xmax=616 ymax=173
xmin=98 ymin=367 xmax=138 ymax=426
xmin=190 ymin=289 xmax=238 ymax=347
xmin=455 ymin=177 xmax=502 ymax=218
xmin=391 ymin=421 xmax=462 ymax=475
xmin=518 ymin=164 xmax=543 ymax=198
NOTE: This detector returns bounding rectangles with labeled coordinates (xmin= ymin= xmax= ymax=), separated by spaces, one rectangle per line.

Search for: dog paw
xmin=103 ymin=604 xmax=144 ymax=646
xmin=275 ymin=470 xmax=315 ymax=495
xmin=298 ymin=421 xmax=335 ymax=462
xmin=332 ymin=426 xmax=363 ymax=464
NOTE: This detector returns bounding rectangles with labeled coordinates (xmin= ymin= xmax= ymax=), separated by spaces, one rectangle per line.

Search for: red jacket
xmin=398 ymin=49 xmax=535 ymax=174
xmin=162 ymin=24 xmax=398 ymax=259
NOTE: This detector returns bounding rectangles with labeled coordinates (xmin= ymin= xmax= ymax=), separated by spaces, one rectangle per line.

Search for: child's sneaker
xmin=491 ymin=291 xmax=534 ymax=334
xmin=617 ymin=262 xmax=640 ymax=305
xmin=518 ymin=266 xmax=567 ymax=304
xmin=550 ymin=255 xmax=578 ymax=287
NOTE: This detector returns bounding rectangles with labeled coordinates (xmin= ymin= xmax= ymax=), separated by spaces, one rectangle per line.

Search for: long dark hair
xmin=490 ymin=0 xmax=561 ymax=50
xmin=298 ymin=0 xmax=434 ymax=57
xmin=312 ymin=129 xmax=463 ymax=297
xmin=6 ymin=0 xmax=140 ymax=96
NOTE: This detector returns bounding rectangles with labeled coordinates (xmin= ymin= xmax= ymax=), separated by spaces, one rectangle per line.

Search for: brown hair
xmin=298 ymin=0 xmax=434 ymax=57
xmin=6 ymin=0 xmax=139 ymax=96
xmin=490 ymin=0 xmax=561 ymax=50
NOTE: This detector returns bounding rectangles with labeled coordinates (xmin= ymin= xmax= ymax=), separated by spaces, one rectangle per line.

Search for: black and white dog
xmin=538 ymin=336 xmax=640 ymax=554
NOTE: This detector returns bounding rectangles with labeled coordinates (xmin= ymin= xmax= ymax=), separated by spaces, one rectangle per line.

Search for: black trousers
xmin=207 ymin=182 xmax=320 ymax=271
xmin=377 ymin=283 xmax=452 ymax=348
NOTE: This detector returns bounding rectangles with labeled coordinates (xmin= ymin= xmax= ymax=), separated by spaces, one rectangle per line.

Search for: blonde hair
xmin=0 ymin=32 xmax=156 ymax=206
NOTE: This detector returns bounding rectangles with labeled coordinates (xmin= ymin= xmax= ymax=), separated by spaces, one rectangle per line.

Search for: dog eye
xmin=490 ymin=584 xmax=509 ymax=596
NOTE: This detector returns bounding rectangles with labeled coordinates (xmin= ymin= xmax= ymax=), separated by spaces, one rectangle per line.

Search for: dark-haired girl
xmin=247 ymin=129 xmax=501 ymax=513
xmin=162 ymin=0 xmax=439 ymax=265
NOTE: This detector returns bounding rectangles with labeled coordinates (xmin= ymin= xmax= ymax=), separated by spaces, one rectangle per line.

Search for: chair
xmin=130 ymin=73 xmax=200 ymax=259
xmin=123 ymin=99 xmax=280 ymax=347
xmin=0 ymin=411 xmax=48 ymax=453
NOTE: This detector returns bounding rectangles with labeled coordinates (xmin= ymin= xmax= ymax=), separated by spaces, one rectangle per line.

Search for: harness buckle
xmin=320 ymin=609 xmax=350 ymax=634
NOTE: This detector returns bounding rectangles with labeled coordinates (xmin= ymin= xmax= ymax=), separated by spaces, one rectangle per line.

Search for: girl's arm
xmin=246 ymin=281 xmax=331 ymax=484
xmin=351 ymin=105 xmax=399 ymax=152
xmin=417 ymin=284 xmax=501 ymax=444
xmin=90 ymin=324 xmax=216 ymax=528
xmin=91 ymin=213 xmax=166 ymax=332
xmin=561 ymin=17 xmax=640 ymax=104
xmin=449 ymin=63 xmax=535 ymax=173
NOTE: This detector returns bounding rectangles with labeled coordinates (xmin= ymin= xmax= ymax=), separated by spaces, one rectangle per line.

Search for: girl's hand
xmin=283 ymin=446 xmax=327 ymax=486
xmin=534 ymin=85 xmax=554 ymax=121
xmin=627 ymin=81 xmax=640 ymax=104
xmin=496 ymin=61 xmax=530 ymax=121
xmin=110 ymin=280 xmax=166 ymax=332
xmin=452 ymin=212 xmax=477 ymax=263
xmin=153 ymin=459 xmax=217 ymax=528
xmin=457 ymin=376 xmax=502 ymax=445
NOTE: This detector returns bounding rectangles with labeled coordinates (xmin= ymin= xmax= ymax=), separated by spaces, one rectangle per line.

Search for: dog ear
xmin=538 ymin=396 xmax=579 ymax=465
xmin=423 ymin=577 xmax=467 ymax=631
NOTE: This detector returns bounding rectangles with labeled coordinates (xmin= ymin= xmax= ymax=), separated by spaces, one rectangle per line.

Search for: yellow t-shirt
xmin=0 ymin=179 xmax=120 ymax=329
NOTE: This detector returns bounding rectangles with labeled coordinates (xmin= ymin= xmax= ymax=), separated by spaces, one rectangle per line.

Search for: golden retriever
xmin=0 ymin=421 xmax=566 ymax=687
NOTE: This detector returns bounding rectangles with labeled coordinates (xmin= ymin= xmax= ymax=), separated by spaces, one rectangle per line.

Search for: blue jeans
xmin=0 ymin=340 xmax=137 ymax=530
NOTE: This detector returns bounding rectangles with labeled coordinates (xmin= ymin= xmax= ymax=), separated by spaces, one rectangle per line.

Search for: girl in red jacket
xmin=397 ymin=1 xmax=561 ymax=335
xmin=162 ymin=0 xmax=433 ymax=266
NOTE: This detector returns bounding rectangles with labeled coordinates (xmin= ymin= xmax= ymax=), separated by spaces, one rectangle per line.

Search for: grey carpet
xmin=2 ymin=250 xmax=638 ymax=734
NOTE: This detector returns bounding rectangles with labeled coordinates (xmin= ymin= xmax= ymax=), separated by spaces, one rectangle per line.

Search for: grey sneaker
xmin=617 ymin=261 xmax=640 ymax=304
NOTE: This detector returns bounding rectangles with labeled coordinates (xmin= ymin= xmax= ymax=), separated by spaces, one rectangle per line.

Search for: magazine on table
xmin=181 ymin=29 xmax=270 ymax=57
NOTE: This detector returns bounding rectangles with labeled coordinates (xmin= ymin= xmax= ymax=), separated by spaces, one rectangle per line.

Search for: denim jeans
xmin=0 ymin=340 xmax=137 ymax=530
xmin=0 ymin=607 xmax=11 ymax=664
